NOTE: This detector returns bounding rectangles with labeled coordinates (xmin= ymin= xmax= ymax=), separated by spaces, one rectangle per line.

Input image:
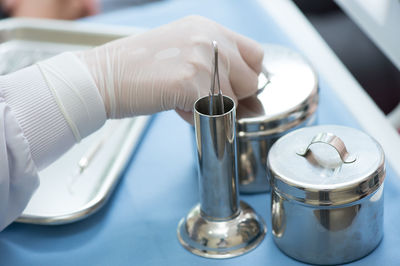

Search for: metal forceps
xmin=209 ymin=41 xmax=224 ymax=115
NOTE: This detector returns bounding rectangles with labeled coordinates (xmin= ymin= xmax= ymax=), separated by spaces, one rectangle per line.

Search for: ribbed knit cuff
xmin=37 ymin=52 xmax=107 ymax=141
xmin=1 ymin=52 xmax=106 ymax=169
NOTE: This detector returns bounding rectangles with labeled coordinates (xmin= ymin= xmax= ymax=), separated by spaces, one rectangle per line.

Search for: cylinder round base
xmin=177 ymin=201 xmax=266 ymax=259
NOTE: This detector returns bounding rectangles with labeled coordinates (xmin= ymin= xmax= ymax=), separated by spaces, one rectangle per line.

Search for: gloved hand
xmin=78 ymin=15 xmax=264 ymax=123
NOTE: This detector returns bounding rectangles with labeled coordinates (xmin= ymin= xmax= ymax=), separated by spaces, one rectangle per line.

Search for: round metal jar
xmin=268 ymin=125 xmax=385 ymax=265
xmin=236 ymin=44 xmax=318 ymax=193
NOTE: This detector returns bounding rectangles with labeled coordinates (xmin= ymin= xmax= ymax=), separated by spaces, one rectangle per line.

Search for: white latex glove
xmin=78 ymin=16 xmax=264 ymax=123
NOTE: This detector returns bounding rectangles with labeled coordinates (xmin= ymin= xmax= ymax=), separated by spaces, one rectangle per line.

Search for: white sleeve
xmin=0 ymin=52 xmax=106 ymax=231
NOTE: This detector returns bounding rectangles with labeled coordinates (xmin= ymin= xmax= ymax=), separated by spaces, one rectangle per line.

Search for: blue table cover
xmin=2 ymin=0 xmax=399 ymax=265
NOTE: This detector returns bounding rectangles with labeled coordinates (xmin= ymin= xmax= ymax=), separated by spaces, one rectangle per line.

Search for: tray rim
xmin=0 ymin=18 xmax=150 ymax=225
xmin=0 ymin=17 xmax=144 ymax=38
xmin=16 ymin=116 xmax=151 ymax=225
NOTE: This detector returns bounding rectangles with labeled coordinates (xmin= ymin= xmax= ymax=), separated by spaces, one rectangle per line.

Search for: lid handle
xmin=297 ymin=132 xmax=356 ymax=164
xmin=256 ymin=66 xmax=270 ymax=95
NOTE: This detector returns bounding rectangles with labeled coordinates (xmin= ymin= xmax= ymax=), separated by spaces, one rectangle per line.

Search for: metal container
xmin=236 ymin=44 xmax=318 ymax=193
xmin=178 ymin=95 xmax=266 ymax=258
xmin=268 ymin=125 xmax=385 ymax=265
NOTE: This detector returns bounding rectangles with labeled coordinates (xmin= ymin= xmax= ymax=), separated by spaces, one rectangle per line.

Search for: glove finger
xmin=218 ymin=71 xmax=237 ymax=107
xmin=176 ymin=109 xmax=194 ymax=125
xmin=228 ymin=51 xmax=259 ymax=100
xmin=222 ymin=27 xmax=264 ymax=74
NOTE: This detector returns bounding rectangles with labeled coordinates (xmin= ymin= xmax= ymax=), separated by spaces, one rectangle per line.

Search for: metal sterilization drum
xmin=268 ymin=125 xmax=385 ymax=265
xmin=236 ymin=44 xmax=318 ymax=193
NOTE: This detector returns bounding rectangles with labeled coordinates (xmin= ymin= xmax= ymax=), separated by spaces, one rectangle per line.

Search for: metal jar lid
xmin=236 ymin=44 xmax=318 ymax=139
xmin=268 ymin=125 xmax=385 ymax=206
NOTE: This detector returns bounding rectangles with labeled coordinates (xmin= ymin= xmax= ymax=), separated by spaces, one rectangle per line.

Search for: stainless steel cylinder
xmin=237 ymin=113 xmax=317 ymax=193
xmin=271 ymin=186 xmax=384 ymax=265
xmin=268 ymin=125 xmax=385 ymax=265
xmin=196 ymin=95 xmax=239 ymax=219
xmin=236 ymin=44 xmax=319 ymax=193
xmin=177 ymin=95 xmax=266 ymax=259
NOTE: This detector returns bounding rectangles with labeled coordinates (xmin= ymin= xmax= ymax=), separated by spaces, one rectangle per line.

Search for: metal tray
xmin=0 ymin=18 xmax=149 ymax=225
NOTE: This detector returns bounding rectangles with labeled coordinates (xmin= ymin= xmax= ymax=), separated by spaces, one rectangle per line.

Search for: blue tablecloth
xmin=2 ymin=0 xmax=400 ymax=265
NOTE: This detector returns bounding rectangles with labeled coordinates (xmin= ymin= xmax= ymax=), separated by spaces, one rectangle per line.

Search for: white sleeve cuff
xmin=1 ymin=52 xmax=106 ymax=169
xmin=37 ymin=52 xmax=107 ymax=141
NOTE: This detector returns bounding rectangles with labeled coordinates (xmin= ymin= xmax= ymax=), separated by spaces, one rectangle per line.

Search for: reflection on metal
xmin=270 ymin=187 xmax=384 ymax=265
xmin=313 ymin=204 xmax=361 ymax=232
xmin=177 ymin=95 xmax=266 ymax=258
xmin=208 ymin=40 xmax=224 ymax=116
xmin=271 ymin=192 xmax=286 ymax=238
xmin=297 ymin=132 xmax=356 ymax=164
xmin=268 ymin=125 xmax=385 ymax=264
xmin=177 ymin=202 xmax=266 ymax=259
xmin=236 ymin=44 xmax=319 ymax=193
